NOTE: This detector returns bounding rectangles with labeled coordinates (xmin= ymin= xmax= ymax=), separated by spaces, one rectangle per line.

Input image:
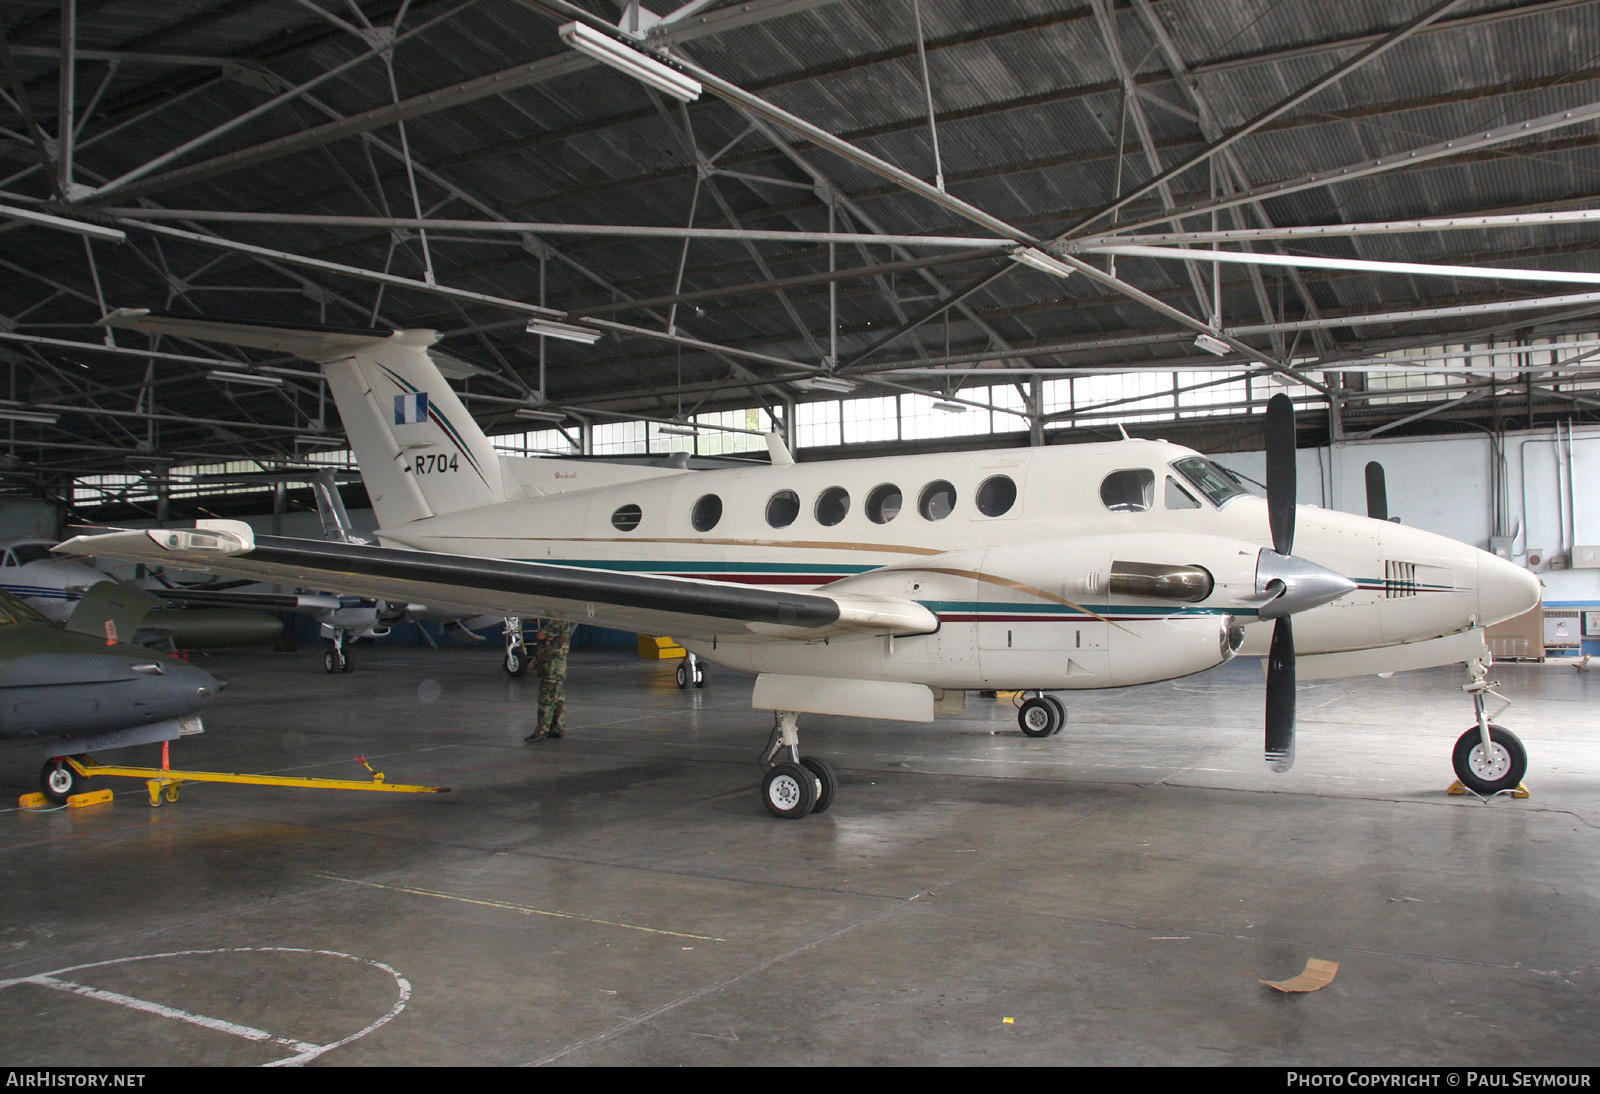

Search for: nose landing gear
xmin=1451 ymin=663 xmax=1528 ymax=797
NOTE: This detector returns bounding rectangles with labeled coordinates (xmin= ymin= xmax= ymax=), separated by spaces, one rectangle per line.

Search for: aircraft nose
xmin=1476 ymin=551 xmax=1541 ymax=628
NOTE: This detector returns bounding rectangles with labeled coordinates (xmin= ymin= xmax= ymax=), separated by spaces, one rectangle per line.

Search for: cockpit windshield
xmin=1172 ymin=456 xmax=1252 ymax=508
xmin=0 ymin=588 xmax=49 ymax=626
xmin=8 ymin=544 xmax=54 ymax=565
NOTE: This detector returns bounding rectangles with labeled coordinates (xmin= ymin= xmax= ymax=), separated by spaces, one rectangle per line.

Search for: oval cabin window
xmin=918 ymin=480 xmax=957 ymax=521
xmin=611 ymin=503 xmax=643 ymax=531
xmin=766 ymin=490 xmax=800 ymax=528
xmin=691 ymin=493 xmax=723 ymax=532
xmin=815 ymin=486 xmax=850 ymax=527
xmin=975 ymin=475 xmax=1016 ymax=517
xmin=865 ymin=484 xmax=902 ymax=524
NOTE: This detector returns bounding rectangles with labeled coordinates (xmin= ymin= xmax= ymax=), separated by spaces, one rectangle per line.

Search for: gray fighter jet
xmin=0 ymin=583 xmax=219 ymax=802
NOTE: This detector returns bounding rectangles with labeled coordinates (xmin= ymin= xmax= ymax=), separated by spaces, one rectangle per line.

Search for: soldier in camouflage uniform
xmin=524 ymin=618 xmax=573 ymax=741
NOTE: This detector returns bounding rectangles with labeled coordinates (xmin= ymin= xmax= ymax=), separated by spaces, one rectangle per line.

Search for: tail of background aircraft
xmin=100 ymin=311 xmax=506 ymax=529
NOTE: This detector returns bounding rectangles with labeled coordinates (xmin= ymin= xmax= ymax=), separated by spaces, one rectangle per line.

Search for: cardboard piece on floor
xmin=1261 ymin=958 xmax=1339 ymax=993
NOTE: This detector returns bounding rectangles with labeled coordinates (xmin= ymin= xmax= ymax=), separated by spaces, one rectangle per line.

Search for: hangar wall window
xmin=865 ymin=484 xmax=903 ymax=524
xmin=1101 ymin=469 xmax=1154 ymax=513
xmin=594 ymin=421 xmax=648 ymax=455
xmin=611 ymin=504 xmax=643 ymax=531
xmin=766 ymin=490 xmax=800 ymax=528
xmin=919 ymin=480 xmax=957 ymax=520
xmin=691 ymin=494 xmax=723 ymax=532
xmin=975 ymin=475 xmax=1017 ymax=517
xmin=815 ymin=487 xmax=850 ymax=526
xmin=492 ymin=428 xmax=576 ymax=456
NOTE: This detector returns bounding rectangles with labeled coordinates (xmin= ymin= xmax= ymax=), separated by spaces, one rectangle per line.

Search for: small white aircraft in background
xmin=61 ymin=310 xmax=1542 ymax=819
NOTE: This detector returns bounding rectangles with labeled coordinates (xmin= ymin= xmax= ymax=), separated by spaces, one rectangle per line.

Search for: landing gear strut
xmin=503 ymin=616 xmax=529 ymax=677
xmin=675 ymin=651 xmax=706 ymax=689
xmin=757 ymin=711 xmax=835 ymax=819
xmin=1452 ymin=663 xmax=1527 ymax=796
xmin=323 ymin=631 xmax=352 ymax=674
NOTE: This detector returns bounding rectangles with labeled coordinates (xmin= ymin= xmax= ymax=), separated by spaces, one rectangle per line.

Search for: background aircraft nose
xmin=141 ymin=659 xmax=220 ymax=717
xmin=1477 ymin=552 xmax=1542 ymax=628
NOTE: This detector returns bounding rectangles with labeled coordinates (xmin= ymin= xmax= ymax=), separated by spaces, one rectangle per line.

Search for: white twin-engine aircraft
xmin=59 ymin=310 xmax=1542 ymax=819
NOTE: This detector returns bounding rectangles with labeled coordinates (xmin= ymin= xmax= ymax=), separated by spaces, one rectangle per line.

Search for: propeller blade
xmin=1365 ymin=460 xmax=1389 ymax=522
xmin=1265 ymin=615 xmax=1296 ymax=772
xmin=1265 ymin=393 xmax=1297 ymax=556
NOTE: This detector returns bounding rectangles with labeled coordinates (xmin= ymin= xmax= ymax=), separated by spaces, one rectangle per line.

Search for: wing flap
xmin=55 ymin=523 xmax=937 ymax=641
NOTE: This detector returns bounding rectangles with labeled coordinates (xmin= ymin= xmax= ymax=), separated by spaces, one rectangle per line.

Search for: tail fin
xmin=100 ymin=310 xmax=506 ymax=529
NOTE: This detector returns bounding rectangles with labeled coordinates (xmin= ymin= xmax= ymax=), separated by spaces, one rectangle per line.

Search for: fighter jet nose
xmin=1477 ymin=552 xmax=1541 ymax=628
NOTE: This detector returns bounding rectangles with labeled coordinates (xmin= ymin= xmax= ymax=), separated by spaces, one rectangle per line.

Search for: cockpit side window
xmin=1171 ymin=456 xmax=1249 ymax=508
xmin=1164 ymin=476 xmax=1201 ymax=510
xmin=1100 ymin=469 xmax=1154 ymax=513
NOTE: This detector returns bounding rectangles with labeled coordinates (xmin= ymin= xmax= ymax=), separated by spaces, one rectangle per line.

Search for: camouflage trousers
xmin=532 ymin=621 xmax=572 ymax=737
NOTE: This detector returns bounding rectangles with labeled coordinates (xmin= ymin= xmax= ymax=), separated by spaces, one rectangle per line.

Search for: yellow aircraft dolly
xmin=61 ymin=753 xmax=449 ymax=807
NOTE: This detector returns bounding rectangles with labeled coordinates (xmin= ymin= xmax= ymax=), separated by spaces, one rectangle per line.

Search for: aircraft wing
xmin=55 ymin=522 xmax=938 ymax=641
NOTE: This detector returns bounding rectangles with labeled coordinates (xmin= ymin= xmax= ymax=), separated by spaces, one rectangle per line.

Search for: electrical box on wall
xmin=1573 ymin=545 xmax=1600 ymax=569
xmin=1584 ymin=611 xmax=1600 ymax=638
xmin=1489 ymin=536 xmax=1515 ymax=558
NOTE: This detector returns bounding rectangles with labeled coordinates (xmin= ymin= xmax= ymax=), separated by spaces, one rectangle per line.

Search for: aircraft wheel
xmin=694 ymin=664 xmax=707 ymax=688
xmin=675 ymin=663 xmax=689 ymax=689
xmin=1452 ymin=724 xmax=1527 ymax=796
xmin=323 ymin=649 xmax=344 ymax=674
xmin=1017 ymin=697 xmax=1060 ymax=738
xmin=505 ymin=647 xmax=529 ymax=677
xmin=800 ymin=756 xmax=837 ymax=814
xmin=1044 ymin=695 xmax=1067 ymax=735
xmin=761 ymin=761 xmax=817 ymax=819
xmin=40 ymin=759 xmax=82 ymax=805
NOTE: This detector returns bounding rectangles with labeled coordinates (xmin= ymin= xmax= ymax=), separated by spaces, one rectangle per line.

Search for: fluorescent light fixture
xmin=931 ymin=400 xmax=968 ymax=413
xmin=526 ymin=317 xmax=602 ymax=344
xmin=1011 ymin=246 xmax=1075 ymax=279
xmin=295 ymin=434 xmax=345 ymax=447
xmin=793 ymin=375 xmax=857 ymax=394
xmin=558 ymin=21 xmax=702 ymax=103
xmin=0 ymin=202 xmax=126 ymax=244
xmin=0 ymin=408 xmax=58 ymax=425
xmin=657 ymin=423 xmax=699 ymax=436
xmin=208 ymin=369 xmax=284 ymax=387
xmin=1193 ymin=333 xmax=1232 ymax=357
xmin=514 ymin=408 xmax=567 ymax=422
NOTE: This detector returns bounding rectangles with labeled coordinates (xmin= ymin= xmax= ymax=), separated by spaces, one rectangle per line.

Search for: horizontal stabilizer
xmin=99 ymin=308 xmax=426 ymax=362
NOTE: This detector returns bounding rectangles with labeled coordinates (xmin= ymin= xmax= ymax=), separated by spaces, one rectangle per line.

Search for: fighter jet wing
xmin=55 ymin=521 xmax=938 ymax=641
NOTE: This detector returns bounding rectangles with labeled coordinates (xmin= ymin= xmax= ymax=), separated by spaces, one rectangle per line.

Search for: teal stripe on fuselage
xmin=532 ymin=559 xmax=879 ymax=575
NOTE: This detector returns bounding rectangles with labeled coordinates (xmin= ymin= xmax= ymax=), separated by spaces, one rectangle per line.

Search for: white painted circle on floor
xmin=0 ymin=947 xmax=410 ymax=1066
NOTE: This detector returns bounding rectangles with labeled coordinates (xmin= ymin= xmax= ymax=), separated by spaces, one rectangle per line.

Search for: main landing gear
xmin=1451 ymin=663 xmax=1527 ymax=797
xmin=758 ymin=711 xmax=836 ymax=819
xmin=503 ymin=616 xmax=529 ymax=677
xmin=1016 ymin=692 xmax=1066 ymax=737
xmin=323 ymin=631 xmax=353 ymax=674
xmin=675 ymin=651 xmax=706 ymax=689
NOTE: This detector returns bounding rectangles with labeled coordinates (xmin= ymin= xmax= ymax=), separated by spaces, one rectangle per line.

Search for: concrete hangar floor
xmin=0 ymin=645 xmax=1596 ymax=1067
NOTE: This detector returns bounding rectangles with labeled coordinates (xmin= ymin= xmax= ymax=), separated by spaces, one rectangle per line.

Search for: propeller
xmin=1264 ymin=393 xmax=1299 ymax=773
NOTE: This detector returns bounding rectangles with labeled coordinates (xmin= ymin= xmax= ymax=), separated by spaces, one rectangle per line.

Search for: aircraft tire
xmin=800 ymin=756 xmax=837 ymax=814
xmin=1044 ymin=695 xmax=1067 ymax=735
xmin=693 ymin=664 xmax=707 ymax=688
xmin=323 ymin=650 xmax=340 ymax=674
xmin=40 ymin=759 xmax=82 ymax=805
xmin=675 ymin=663 xmax=689 ymax=689
xmin=505 ymin=648 xmax=529 ymax=677
xmin=761 ymin=762 xmax=817 ymax=819
xmin=1018 ymin=697 xmax=1059 ymax=738
xmin=1452 ymin=724 xmax=1527 ymax=796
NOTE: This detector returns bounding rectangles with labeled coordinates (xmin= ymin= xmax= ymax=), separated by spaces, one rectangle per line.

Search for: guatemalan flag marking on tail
xmin=395 ymin=391 xmax=429 ymax=425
